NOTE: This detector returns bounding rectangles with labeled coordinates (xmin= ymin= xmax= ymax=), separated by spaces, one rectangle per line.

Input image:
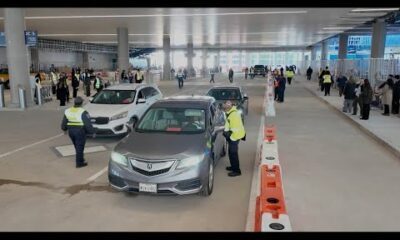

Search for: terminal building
xmin=0 ymin=7 xmax=400 ymax=231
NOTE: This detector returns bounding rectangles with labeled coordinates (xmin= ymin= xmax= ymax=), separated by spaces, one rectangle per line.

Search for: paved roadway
xmin=0 ymin=73 xmax=267 ymax=231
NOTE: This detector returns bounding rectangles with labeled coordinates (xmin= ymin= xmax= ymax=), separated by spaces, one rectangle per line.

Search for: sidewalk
xmin=301 ymin=76 xmax=400 ymax=159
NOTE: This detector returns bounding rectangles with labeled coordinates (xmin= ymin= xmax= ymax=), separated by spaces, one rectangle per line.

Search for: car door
xmin=209 ymin=104 xmax=224 ymax=163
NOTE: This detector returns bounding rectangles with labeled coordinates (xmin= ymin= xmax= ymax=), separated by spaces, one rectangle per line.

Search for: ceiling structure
xmin=0 ymin=8 xmax=398 ymax=49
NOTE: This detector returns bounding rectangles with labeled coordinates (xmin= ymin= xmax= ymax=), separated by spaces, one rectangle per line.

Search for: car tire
xmin=199 ymin=159 xmax=214 ymax=197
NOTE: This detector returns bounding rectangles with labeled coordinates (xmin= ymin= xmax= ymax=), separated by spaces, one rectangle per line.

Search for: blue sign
xmin=25 ymin=31 xmax=37 ymax=47
xmin=0 ymin=32 xmax=5 ymax=47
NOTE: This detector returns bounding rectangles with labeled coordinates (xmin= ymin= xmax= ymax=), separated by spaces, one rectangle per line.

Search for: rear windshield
xmin=91 ymin=90 xmax=136 ymax=104
xmin=207 ymin=88 xmax=241 ymax=100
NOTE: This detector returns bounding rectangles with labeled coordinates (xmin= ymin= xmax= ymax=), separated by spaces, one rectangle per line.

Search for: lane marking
xmin=0 ymin=133 xmax=64 ymax=159
xmin=86 ymin=166 xmax=108 ymax=183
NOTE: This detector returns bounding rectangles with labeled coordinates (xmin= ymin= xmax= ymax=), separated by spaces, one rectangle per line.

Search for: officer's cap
xmin=74 ymin=97 xmax=83 ymax=106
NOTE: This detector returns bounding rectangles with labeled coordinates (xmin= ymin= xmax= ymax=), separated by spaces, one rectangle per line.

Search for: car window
xmin=207 ymin=88 xmax=242 ymax=100
xmin=137 ymin=90 xmax=145 ymax=100
xmin=137 ymin=107 xmax=206 ymax=133
xmin=91 ymin=90 xmax=136 ymax=104
xmin=141 ymin=87 xmax=152 ymax=99
xmin=150 ymin=87 xmax=160 ymax=97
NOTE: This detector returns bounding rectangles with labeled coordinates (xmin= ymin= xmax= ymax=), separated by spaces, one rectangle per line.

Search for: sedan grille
xmin=132 ymin=166 xmax=171 ymax=176
xmin=91 ymin=117 xmax=109 ymax=125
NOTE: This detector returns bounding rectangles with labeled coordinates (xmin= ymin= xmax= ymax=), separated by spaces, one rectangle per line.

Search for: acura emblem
xmin=147 ymin=163 xmax=152 ymax=170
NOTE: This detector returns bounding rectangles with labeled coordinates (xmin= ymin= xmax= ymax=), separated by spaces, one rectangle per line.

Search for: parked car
xmin=206 ymin=85 xmax=249 ymax=122
xmin=108 ymin=96 xmax=226 ymax=196
xmin=83 ymin=83 xmax=162 ymax=137
xmin=253 ymin=65 xmax=266 ymax=77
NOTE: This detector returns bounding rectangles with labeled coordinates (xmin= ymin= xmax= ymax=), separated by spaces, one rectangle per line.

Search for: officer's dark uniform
xmin=61 ymin=97 xmax=95 ymax=168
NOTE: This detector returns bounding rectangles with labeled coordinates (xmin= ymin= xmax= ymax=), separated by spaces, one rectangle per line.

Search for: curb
xmin=303 ymin=84 xmax=400 ymax=160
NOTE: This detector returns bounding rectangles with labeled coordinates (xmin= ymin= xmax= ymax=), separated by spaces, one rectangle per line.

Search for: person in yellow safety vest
xmin=94 ymin=74 xmax=103 ymax=93
xmin=135 ymin=68 xmax=144 ymax=83
xmin=285 ymin=67 xmax=295 ymax=85
xmin=321 ymin=66 xmax=333 ymax=96
xmin=223 ymin=100 xmax=246 ymax=177
xmin=61 ymin=97 xmax=96 ymax=168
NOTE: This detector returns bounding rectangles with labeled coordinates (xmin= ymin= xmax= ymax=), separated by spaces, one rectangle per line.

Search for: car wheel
xmin=199 ymin=159 xmax=214 ymax=197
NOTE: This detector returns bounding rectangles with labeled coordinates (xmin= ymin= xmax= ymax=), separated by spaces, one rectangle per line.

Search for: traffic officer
xmin=94 ymin=74 xmax=103 ymax=93
xmin=223 ymin=100 xmax=246 ymax=177
xmin=135 ymin=68 xmax=144 ymax=83
xmin=61 ymin=97 xmax=95 ymax=168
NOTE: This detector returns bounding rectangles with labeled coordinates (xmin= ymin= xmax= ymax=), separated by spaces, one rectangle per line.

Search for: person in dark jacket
xmin=83 ymin=70 xmax=91 ymax=97
xmin=336 ymin=73 xmax=348 ymax=97
xmin=56 ymin=77 xmax=68 ymax=106
xmin=360 ymin=79 xmax=373 ymax=120
xmin=61 ymin=97 xmax=95 ymax=168
xmin=342 ymin=77 xmax=356 ymax=113
xmin=391 ymin=75 xmax=400 ymax=114
xmin=277 ymin=74 xmax=286 ymax=103
xmin=71 ymin=70 xmax=80 ymax=98
xmin=228 ymin=68 xmax=234 ymax=83
xmin=280 ymin=67 xmax=284 ymax=77
xmin=306 ymin=67 xmax=313 ymax=80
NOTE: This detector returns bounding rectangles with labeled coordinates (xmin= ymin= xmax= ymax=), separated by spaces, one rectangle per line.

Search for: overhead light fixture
xmin=351 ymin=8 xmax=399 ymax=12
xmin=23 ymin=11 xmax=307 ymax=20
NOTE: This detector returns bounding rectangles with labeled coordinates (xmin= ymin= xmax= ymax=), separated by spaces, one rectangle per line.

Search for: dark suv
xmin=254 ymin=65 xmax=266 ymax=77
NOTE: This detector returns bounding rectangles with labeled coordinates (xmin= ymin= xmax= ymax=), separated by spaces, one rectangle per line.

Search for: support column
xmin=202 ymin=49 xmax=207 ymax=78
xmin=370 ymin=19 xmax=387 ymax=82
xmin=217 ymin=51 xmax=221 ymax=71
xmin=30 ymin=48 xmax=39 ymax=73
xmin=82 ymin=52 xmax=89 ymax=69
xmin=338 ymin=34 xmax=348 ymax=75
xmin=162 ymin=36 xmax=171 ymax=80
xmin=117 ymin=27 xmax=129 ymax=76
xmin=186 ymin=42 xmax=195 ymax=77
xmin=321 ymin=41 xmax=328 ymax=71
xmin=4 ymin=8 xmax=32 ymax=107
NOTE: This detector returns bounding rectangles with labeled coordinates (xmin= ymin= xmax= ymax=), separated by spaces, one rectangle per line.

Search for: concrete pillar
xmin=186 ymin=42 xmax=194 ymax=77
xmin=162 ymin=35 xmax=171 ymax=80
xmin=30 ymin=48 xmax=39 ymax=73
xmin=321 ymin=41 xmax=328 ymax=61
xmin=202 ymin=49 xmax=207 ymax=77
xmin=117 ymin=27 xmax=129 ymax=74
xmin=217 ymin=51 xmax=221 ymax=70
xmin=338 ymin=34 xmax=348 ymax=75
xmin=369 ymin=19 xmax=387 ymax=83
xmin=146 ymin=57 xmax=151 ymax=69
xmin=311 ymin=47 xmax=317 ymax=61
xmin=82 ymin=52 xmax=89 ymax=69
xmin=4 ymin=8 xmax=32 ymax=107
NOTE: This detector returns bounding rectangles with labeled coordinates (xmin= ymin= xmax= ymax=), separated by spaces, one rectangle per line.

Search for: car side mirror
xmin=126 ymin=123 xmax=133 ymax=132
xmin=137 ymin=98 xmax=146 ymax=104
xmin=243 ymin=94 xmax=248 ymax=100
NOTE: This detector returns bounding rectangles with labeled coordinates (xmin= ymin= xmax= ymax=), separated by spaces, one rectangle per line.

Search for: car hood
xmin=83 ymin=103 xmax=130 ymax=118
xmin=114 ymin=131 xmax=206 ymax=160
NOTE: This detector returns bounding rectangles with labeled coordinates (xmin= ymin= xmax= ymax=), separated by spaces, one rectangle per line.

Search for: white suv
xmin=83 ymin=83 xmax=163 ymax=136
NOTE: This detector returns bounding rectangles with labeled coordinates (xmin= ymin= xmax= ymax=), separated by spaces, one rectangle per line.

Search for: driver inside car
xmin=182 ymin=115 xmax=203 ymax=130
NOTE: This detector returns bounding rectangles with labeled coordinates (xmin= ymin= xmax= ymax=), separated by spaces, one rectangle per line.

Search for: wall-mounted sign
xmin=0 ymin=32 xmax=5 ymax=47
xmin=25 ymin=31 xmax=37 ymax=47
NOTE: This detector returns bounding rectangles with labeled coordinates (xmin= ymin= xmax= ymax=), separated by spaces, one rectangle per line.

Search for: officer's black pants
xmin=210 ymin=75 xmax=215 ymax=83
xmin=384 ymin=104 xmax=390 ymax=115
xmin=228 ymin=140 xmax=240 ymax=172
xmin=85 ymin=85 xmax=91 ymax=97
xmin=178 ymin=78 xmax=183 ymax=89
xmin=68 ymin=128 xmax=86 ymax=165
xmin=324 ymin=83 xmax=331 ymax=96
xmin=287 ymin=77 xmax=292 ymax=85
xmin=73 ymin=87 xmax=78 ymax=98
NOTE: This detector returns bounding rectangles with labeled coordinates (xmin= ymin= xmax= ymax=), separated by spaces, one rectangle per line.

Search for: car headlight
xmin=111 ymin=151 xmax=128 ymax=167
xmin=176 ymin=154 xmax=204 ymax=169
xmin=110 ymin=111 xmax=128 ymax=121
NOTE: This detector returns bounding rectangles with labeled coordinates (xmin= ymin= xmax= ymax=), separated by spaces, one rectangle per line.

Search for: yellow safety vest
xmin=224 ymin=106 xmax=246 ymax=141
xmin=286 ymin=70 xmax=294 ymax=78
xmin=323 ymin=74 xmax=332 ymax=83
xmin=136 ymin=71 xmax=143 ymax=80
xmin=65 ymin=107 xmax=85 ymax=126
xmin=95 ymin=78 xmax=101 ymax=88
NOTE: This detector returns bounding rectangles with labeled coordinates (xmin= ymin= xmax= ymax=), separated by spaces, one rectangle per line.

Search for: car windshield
xmin=207 ymin=88 xmax=241 ymax=100
xmin=254 ymin=65 xmax=264 ymax=69
xmin=91 ymin=90 xmax=136 ymax=104
xmin=136 ymin=107 xmax=206 ymax=133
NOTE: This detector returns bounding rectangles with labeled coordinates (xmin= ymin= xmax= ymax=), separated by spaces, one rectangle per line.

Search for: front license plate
xmin=139 ymin=183 xmax=157 ymax=193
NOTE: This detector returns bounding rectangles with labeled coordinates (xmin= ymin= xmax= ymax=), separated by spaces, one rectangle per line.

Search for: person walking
xmin=274 ymin=77 xmax=279 ymax=101
xmin=342 ymin=76 xmax=356 ymax=113
xmin=306 ymin=66 xmax=313 ymax=81
xmin=34 ymin=77 xmax=42 ymax=105
xmin=176 ymin=69 xmax=184 ymax=89
xmin=83 ymin=70 xmax=91 ymax=97
xmin=391 ymin=75 xmax=400 ymax=114
xmin=378 ymin=77 xmax=394 ymax=116
xmin=228 ymin=68 xmax=234 ymax=83
xmin=360 ymin=79 xmax=373 ymax=120
xmin=285 ymin=67 xmax=295 ymax=85
xmin=352 ymin=78 xmax=363 ymax=116
xmin=277 ymin=74 xmax=287 ymax=103
xmin=336 ymin=73 xmax=348 ymax=97
xmin=61 ymin=97 xmax=95 ymax=168
xmin=223 ymin=100 xmax=246 ymax=177
xmin=57 ymin=77 xmax=68 ymax=106
xmin=209 ymin=68 xmax=215 ymax=83
xmin=244 ymin=67 xmax=249 ymax=80
xmin=249 ymin=66 xmax=254 ymax=79
xmin=71 ymin=70 xmax=80 ymax=98
xmin=135 ymin=68 xmax=144 ymax=83
xmin=321 ymin=67 xmax=332 ymax=96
